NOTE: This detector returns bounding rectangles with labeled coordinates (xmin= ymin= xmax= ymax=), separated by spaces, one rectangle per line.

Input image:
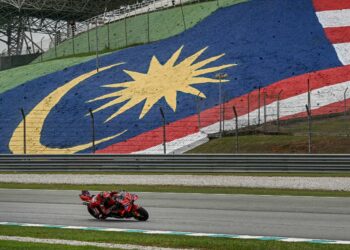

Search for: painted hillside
xmin=1 ymin=0 xmax=350 ymax=154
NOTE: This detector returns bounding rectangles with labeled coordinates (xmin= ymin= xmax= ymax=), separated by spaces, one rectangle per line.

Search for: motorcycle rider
xmin=95 ymin=191 xmax=129 ymax=219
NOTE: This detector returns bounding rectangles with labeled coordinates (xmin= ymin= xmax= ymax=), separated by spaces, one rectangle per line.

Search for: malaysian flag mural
xmin=1 ymin=0 xmax=350 ymax=154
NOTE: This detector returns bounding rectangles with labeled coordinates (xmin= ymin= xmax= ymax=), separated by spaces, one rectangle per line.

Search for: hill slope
xmin=0 ymin=0 xmax=350 ymax=154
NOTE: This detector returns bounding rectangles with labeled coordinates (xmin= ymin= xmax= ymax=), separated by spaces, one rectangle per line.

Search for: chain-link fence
xmin=31 ymin=0 xmax=242 ymax=62
xmin=10 ymin=83 xmax=350 ymax=154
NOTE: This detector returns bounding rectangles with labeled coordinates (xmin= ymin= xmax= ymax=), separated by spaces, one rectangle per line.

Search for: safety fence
xmin=31 ymin=0 xmax=243 ymax=62
xmin=0 ymin=154 xmax=349 ymax=172
xmin=8 ymin=81 xmax=350 ymax=155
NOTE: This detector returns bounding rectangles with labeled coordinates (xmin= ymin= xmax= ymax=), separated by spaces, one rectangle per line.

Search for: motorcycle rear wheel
xmin=134 ymin=207 xmax=149 ymax=221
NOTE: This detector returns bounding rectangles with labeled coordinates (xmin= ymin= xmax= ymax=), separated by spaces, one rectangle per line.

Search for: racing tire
xmin=87 ymin=207 xmax=100 ymax=219
xmin=134 ymin=207 xmax=149 ymax=221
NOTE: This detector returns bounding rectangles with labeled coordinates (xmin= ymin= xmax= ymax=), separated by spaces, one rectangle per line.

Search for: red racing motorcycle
xmin=79 ymin=190 xmax=149 ymax=221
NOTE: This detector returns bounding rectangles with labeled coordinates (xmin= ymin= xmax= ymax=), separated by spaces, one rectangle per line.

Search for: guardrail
xmin=0 ymin=154 xmax=349 ymax=172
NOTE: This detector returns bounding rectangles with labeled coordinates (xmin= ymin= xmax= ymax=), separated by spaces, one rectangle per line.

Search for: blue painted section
xmin=0 ymin=0 xmax=342 ymax=153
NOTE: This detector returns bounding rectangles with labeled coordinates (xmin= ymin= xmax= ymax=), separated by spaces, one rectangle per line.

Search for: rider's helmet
xmin=81 ymin=190 xmax=90 ymax=196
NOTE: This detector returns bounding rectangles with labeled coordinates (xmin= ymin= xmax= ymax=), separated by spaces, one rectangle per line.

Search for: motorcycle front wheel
xmin=87 ymin=206 xmax=100 ymax=219
xmin=133 ymin=207 xmax=149 ymax=221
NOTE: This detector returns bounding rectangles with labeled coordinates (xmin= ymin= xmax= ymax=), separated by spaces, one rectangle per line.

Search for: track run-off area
xmin=0 ymin=189 xmax=349 ymax=244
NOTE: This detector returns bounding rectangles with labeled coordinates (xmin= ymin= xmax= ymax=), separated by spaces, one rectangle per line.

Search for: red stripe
xmin=324 ymin=27 xmax=350 ymax=44
xmin=97 ymin=65 xmax=350 ymax=154
xmin=313 ymin=0 xmax=350 ymax=12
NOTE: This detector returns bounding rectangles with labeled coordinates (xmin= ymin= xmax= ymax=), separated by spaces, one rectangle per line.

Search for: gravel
xmin=0 ymin=174 xmax=350 ymax=191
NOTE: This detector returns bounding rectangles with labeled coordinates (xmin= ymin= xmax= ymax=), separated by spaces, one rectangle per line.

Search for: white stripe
xmin=333 ymin=43 xmax=350 ymax=65
xmin=0 ymin=236 xmax=181 ymax=250
xmin=137 ymin=80 xmax=350 ymax=154
xmin=1 ymin=222 xmax=350 ymax=245
xmin=316 ymin=9 xmax=350 ymax=28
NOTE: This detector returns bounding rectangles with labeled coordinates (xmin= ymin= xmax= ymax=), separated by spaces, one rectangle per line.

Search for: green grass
xmin=0 ymin=240 xmax=115 ymax=250
xmin=0 ymin=0 xmax=246 ymax=98
xmin=0 ymin=55 xmax=96 ymax=95
xmin=0 ymin=183 xmax=349 ymax=197
xmin=189 ymin=115 xmax=350 ymax=154
xmin=0 ymin=225 xmax=348 ymax=250
xmin=37 ymin=0 xmax=246 ymax=62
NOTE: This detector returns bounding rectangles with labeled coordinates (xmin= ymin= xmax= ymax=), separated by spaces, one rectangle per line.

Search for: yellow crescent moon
xmin=9 ymin=63 xmax=126 ymax=154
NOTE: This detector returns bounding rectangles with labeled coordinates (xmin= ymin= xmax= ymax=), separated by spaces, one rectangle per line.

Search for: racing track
xmin=0 ymin=189 xmax=349 ymax=241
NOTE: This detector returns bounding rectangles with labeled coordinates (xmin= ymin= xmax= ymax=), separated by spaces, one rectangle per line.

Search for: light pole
xmin=215 ymin=73 xmax=228 ymax=137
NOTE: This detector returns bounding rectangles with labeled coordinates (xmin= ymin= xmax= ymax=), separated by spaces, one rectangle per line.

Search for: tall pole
xmin=277 ymin=90 xmax=283 ymax=132
xmin=160 ymin=107 xmax=166 ymax=154
xmin=20 ymin=108 xmax=26 ymax=154
xmin=233 ymin=106 xmax=238 ymax=153
xmin=89 ymin=109 xmax=96 ymax=153
xmin=95 ymin=19 xmax=100 ymax=72
xmin=306 ymin=104 xmax=312 ymax=154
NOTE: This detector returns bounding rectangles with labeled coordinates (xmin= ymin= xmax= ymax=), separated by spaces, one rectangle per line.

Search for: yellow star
xmin=88 ymin=46 xmax=236 ymax=122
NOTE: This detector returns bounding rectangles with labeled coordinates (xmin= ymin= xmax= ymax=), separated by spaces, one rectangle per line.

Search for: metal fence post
xmin=232 ymin=106 xmax=238 ymax=153
xmin=277 ymin=90 xmax=283 ymax=132
xmin=258 ymin=86 xmax=261 ymax=126
xmin=215 ymin=73 xmax=228 ymax=137
xmin=20 ymin=108 xmax=26 ymax=154
xmin=89 ymin=108 xmax=96 ymax=153
xmin=147 ymin=8 xmax=150 ymax=43
xmin=307 ymin=78 xmax=311 ymax=115
xmin=160 ymin=107 xmax=166 ymax=154
xmin=197 ymin=91 xmax=202 ymax=131
xmin=107 ymin=20 xmax=111 ymax=50
xmin=306 ymin=104 xmax=312 ymax=153
xmin=223 ymin=94 xmax=226 ymax=133
xmin=179 ymin=0 xmax=186 ymax=31
xmin=54 ymin=37 xmax=58 ymax=58
xmin=87 ymin=24 xmax=91 ymax=53
xmin=72 ymin=33 xmax=75 ymax=55
xmin=263 ymin=91 xmax=267 ymax=132
xmin=40 ymin=37 xmax=44 ymax=62
xmin=247 ymin=92 xmax=250 ymax=127
xmin=95 ymin=19 xmax=100 ymax=72
xmin=344 ymin=87 xmax=348 ymax=117
xmin=124 ymin=14 xmax=128 ymax=47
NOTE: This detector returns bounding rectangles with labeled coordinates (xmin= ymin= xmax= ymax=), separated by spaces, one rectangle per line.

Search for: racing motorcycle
xmin=79 ymin=190 xmax=149 ymax=221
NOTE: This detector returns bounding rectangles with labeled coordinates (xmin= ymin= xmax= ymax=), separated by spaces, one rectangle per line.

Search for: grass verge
xmin=189 ymin=115 xmax=350 ymax=154
xmin=0 ymin=225 xmax=348 ymax=250
xmin=0 ymin=183 xmax=349 ymax=197
xmin=0 ymin=240 xmax=113 ymax=250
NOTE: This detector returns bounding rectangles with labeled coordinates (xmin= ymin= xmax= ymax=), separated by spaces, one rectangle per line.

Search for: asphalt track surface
xmin=0 ymin=189 xmax=349 ymax=241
